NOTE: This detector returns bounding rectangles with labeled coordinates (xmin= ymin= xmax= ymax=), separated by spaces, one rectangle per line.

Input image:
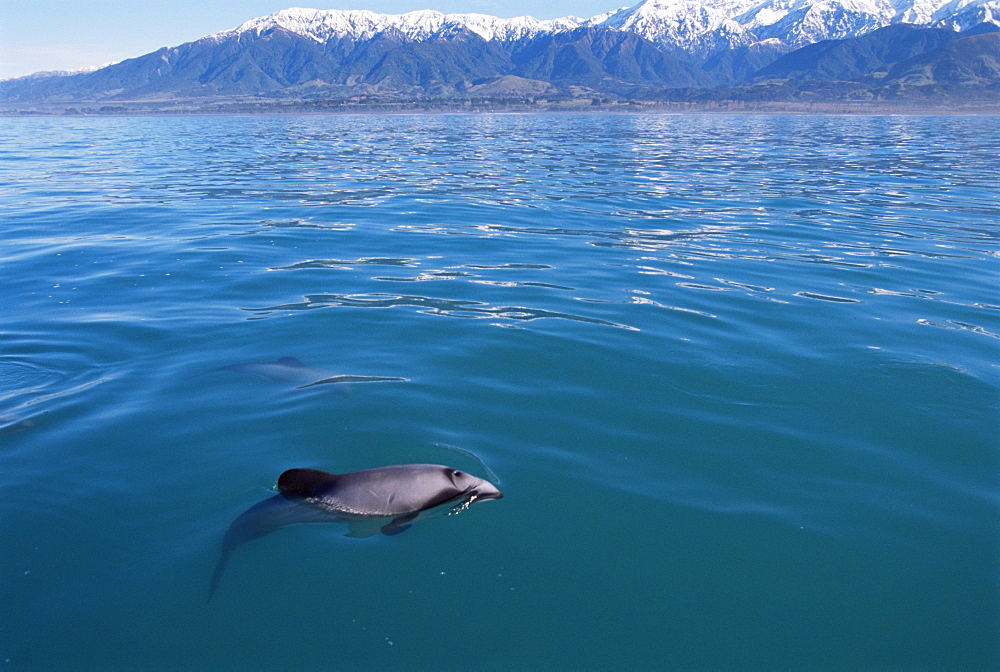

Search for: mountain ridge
xmin=205 ymin=0 xmax=1000 ymax=56
xmin=2 ymin=1 xmax=998 ymax=108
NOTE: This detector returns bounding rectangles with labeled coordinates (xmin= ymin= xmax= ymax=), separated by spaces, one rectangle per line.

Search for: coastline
xmin=4 ymin=96 xmax=998 ymax=116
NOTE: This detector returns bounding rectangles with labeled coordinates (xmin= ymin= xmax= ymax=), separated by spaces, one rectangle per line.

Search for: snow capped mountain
xmin=0 ymin=63 xmax=111 ymax=83
xmin=931 ymin=0 xmax=1000 ymax=29
xmin=596 ymin=0 xmax=762 ymax=53
xmin=212 ymin=7 xmax=585 ymax=44
xmin=208 ymin=0 xmax=1000 ymax=57
xmin=2 ymin=0 xmax=996 ymax=105
xmin=592 ymin=0 xmax=1000 ymax=53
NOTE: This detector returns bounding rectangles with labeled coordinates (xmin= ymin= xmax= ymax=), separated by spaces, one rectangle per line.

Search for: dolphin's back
xmin=279 ymin=465 xmax=464 ymax=518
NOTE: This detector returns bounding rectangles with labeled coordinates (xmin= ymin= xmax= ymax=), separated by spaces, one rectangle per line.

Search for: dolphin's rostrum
xmin=208 ymin=464 xmax=503 ymax=600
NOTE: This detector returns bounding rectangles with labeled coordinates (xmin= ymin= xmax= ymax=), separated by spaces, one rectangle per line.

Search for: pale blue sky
xmin=0 ymin=0 xmax=627 ymax=79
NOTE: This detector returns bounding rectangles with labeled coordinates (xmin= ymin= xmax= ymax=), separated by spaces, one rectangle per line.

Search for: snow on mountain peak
xmin=215 ymin=7 xmax=584 ymax=43
xmin=211 ymin=1 xmax=1000 ymax=55
xmin=599 ymin=0 xmax=999 ymax=52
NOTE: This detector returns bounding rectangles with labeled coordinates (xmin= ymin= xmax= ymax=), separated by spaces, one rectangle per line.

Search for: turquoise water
xmin=1 ymin=113 xmax=998 ymax=670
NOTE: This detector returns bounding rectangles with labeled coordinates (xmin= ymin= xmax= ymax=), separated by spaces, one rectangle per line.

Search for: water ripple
xmin=269 ymin=257 xmax=418 ymax=270
xmin=2 ymin=113 xmax=998 ymax=671
xmin=244 ymin=292 xmax=637 ymax=330
xmin=0 ymin=354 xmax=110 ymax=430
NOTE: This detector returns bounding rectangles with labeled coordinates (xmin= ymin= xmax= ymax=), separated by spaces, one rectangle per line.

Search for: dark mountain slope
xmin=882 ymin=31 xmax=1000 ymax=85
xmin=701 ymin=41 xmax=792 ymax=84
xmin=754 ymin=24 xmax=960 ymax=81
xmin=0 ymin=30 xmax=340 ymax=100
xmin=345 ymin=30 xmax=511 ymax=93
xmin=0 ymin=25 xmax=718 ymax=102
xmin=509 ymin=27 xmax=714 ymax=88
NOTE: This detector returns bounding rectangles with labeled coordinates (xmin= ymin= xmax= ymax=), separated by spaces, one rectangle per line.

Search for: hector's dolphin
xmin=208 ymin=464 xmax=503 ymax=599
xmin=214 ymin=357 xmax=407 ymax=389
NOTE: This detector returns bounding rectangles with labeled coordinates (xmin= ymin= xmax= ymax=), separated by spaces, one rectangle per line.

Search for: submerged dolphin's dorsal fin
xmin=277 ymin=468 xmax=335 ymax=498
xmin=275 ymin=357 xmax=306 ymax=368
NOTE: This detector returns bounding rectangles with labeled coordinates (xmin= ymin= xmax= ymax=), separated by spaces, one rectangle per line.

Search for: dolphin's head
xmin=469 ymin=476 xmax=503 ymax=502
xmin=444 ymin=467 xmax=503 ymax=508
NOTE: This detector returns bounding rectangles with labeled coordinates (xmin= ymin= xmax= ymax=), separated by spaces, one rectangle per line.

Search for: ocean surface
xmin=1 ymin=112 xmax=998 ymax=670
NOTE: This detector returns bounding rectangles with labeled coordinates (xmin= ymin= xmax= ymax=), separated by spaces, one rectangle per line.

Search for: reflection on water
xmin=245 ymin=292 xmax=639 ymax=330
xmin=269 ymin=257 xmax=419 ymax=270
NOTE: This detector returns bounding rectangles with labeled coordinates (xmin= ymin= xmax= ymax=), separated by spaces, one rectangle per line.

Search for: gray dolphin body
xmin=208 ymin=464 xmax=503 ymax=599
xmin=214 ymin=357 xmax=407 ymax=389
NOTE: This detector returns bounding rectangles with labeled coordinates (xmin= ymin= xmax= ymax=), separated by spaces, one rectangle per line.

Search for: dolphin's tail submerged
xmin=206 ymin=495 xmax=294 ymax=601
xmin=207 ymin=547 xmax=233 ymax=603
xmin=207 ymin=508 xmax=263 ymax=602
xmin=206 ymin=494 xmax=334 ymax=601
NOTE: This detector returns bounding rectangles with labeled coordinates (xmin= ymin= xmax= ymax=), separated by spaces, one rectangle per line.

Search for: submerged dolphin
xmin=214 ymin=357 xmax=407 ymax=389
xmin=208 ymin=464 xmax=503 ymax=599
xmin=0 ymin=416 xmax=35 ymax=435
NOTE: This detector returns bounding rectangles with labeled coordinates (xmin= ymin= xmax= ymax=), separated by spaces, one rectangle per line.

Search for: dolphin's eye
xmin=452 ymin=470 xmax=461 ymax=478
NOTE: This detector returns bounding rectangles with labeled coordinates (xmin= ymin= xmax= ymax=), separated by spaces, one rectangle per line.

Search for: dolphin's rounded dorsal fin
xmin=276 ymin=357 xmax=306 ymax=368
xmin=278 ymin=468 xmax=335 ymax=498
